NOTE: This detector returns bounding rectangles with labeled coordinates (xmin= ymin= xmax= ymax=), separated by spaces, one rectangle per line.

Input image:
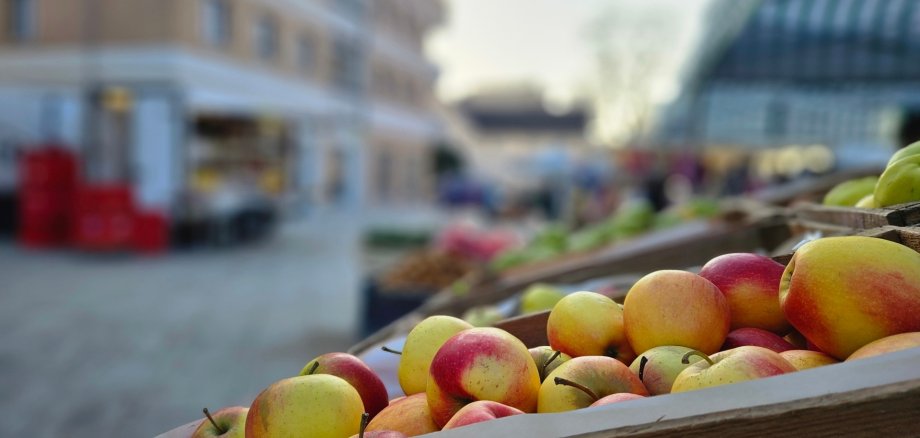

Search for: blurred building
xmin=653 ymin=0 xmax=920 ymax=171
xmin=0 ymin=0 xmax=443 ymax=233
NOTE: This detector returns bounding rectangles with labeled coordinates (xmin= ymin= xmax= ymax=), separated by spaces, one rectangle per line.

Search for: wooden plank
xmin=493 ymin=310 xmax=550 ymax=348
xmin=793 ymin=201 xmax=920 ymax=229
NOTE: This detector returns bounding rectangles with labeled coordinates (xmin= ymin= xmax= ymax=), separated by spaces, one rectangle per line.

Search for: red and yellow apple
xmin=300 ymin=352 xmax=389 ymax=419
xmin=547 ymin=291 xmax=634 ymax=362
xmin=538 ymin=356 xmax=648 ymax=413
xmin=245 ymin=374 xmax=363 ymax=438
xmin=699 ymin=253 xmax=790 ymax=333
xmin=427 ymin=327 xmax=540 ymax=427
xmin=397 ymin=315 xmax=473 ymax=395
xmin=624 ymin=270 xmax=731 ymax=355
xmin=779 ymin=236 xmax=920 ymax=359
xmin=365 ymin=393 xmax=439 ymax=436
xmin=721 ymin=328 xmax=796 ymax=353
xmin=779 ymin=350 xmax=838 ymax=370
xmin=589 ymin=393 xmax=645 ymax=407
xmin=442 ymin=401 xmax=525 ymax=430
xmin=192 ymin=407 xmax=247 ymax=438
xmin=671 ymin=346 xmax=796 ymax=393
xmin=847 ymin=332 xmax=920 ymax=361
xmin=628 ymin=345 xmax=701 ymax=395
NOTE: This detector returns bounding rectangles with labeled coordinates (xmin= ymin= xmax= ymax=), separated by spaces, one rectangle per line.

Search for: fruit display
xmin=378 ymin=250 xmax=473 ymax=292
xmin=165 ymin=228 xmax=920 ymax=438
xmin=818 ymin=142 xmax=920 ymax=209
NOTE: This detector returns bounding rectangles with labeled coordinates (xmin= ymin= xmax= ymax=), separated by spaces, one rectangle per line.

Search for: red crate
xmin=18 ymin=188 xmax=74 ymax=248
xmin=132 ymin=211 xmax=169 ymax=254
xmin=72 ymin=184 xmax=135 ymax=251
xmin=20 ymin=147 xmax=79 ymax=190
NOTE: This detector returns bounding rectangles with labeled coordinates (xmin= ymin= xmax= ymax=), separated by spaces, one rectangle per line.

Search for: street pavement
xmin=0 ymin=214 xmax=363 ymax=437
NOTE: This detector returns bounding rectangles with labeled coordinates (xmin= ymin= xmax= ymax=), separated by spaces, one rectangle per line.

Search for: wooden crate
xmin=792 ymin=201 xmax=920 ymax=230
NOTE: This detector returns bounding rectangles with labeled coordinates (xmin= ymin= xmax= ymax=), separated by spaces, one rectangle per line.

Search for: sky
xmin=426 ymin=0 xmax=714 ymax=143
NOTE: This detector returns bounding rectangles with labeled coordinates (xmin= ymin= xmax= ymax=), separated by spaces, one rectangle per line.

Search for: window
xmin=201 ymin=0 xmax=232 ymax=47
xmin=7 ymin=0 xmax=34 ymax=41
xmin=332 ymin=37 xmax=363 ymax=93
xmin=298 ymin=34 xmax=315 ymax=76
xmin=254 ymin=15 xmax=279 ymax=60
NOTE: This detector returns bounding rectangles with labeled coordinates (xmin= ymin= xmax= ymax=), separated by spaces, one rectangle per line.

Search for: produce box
xmin=158 ymin=225 xmax=920 ymax=438
xmin=792 ymin=201 xmax=920 ymax=230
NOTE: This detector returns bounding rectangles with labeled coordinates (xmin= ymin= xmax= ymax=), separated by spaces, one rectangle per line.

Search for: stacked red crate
xmin=72 ymin=184 xmax=135 ymax=251
xmin=18 ymin=147 xmax=79 ymax=247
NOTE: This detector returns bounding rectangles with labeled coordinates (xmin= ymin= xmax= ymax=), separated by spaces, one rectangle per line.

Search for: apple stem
xmin=202 ymin=408 xmax=226 ymax=434
xmin=554 ymin=377 xmax=599 ymax=402
xmin=542 ymin=350 xmax=562 ymax=379
xmin=638 ymin=356 xmax=649 ymax=382
xmin=381 ymin=346 xmax=402 ymax=355
xmin=682 ymin=350 xmax=715 ymax=366
xmin=359 ymin=412 xmax=370 ymax=438
xmin=306 ymin=361 xmax=320 ymax=375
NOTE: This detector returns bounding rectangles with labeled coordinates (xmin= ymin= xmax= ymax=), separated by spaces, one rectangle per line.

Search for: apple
xmin=590 ymin=393 xmax=646 ymax=407
xmin=822 ymin=176 xmax=878 ymax=207
xmin=192 ymin=407 xmax=247 ymax=438
xmin=875 ymin=154 xmax=920 ymax=207
xmin=624 ymin=270 xmax=731 ymax=355
xmin=427 ymin=327 xmax=540 ymax=427
xmin=779 ymin=236 xmax=920 ymax=359
xmin=546 ymin=291 xmax=634 ymax=363
xmin=671 ymin=346 xmax=796 ymax=393
xmin=245 ymin=374 xmax=363 ymax=438
xmin=349 ymin=413 xmax=408 ymax=438
xmin=855 ymin=194 xmax=877 ymax=208
xmin=699 ymin=253 xmax=790 ymax=334
xmin=888 ymin=141 xmax=920 ymax=166
xmin=442 ymin=401 xmax=525 ymax=430
xmin=394 ymin=315 xmax=473 ymax=395
xmin=847 ymin=332 xmax=920 ymax=361
xmin=628 ymin=346 xmax=701 ymax=395
xmin=520 ymin=283 xmax=565 ymax=314
xmin=537 ymin=356 xmax=648 ymax=413
xmin=529 ymin=346 xmax=572 ymax=382
xmin=300 ymin=352 xmax=389 ymax=419
xmin=721 ymin=328 xmax=796 ymax=353
xmin=779 ymin=350 xmax=839 ymax=370
xmin=462 ymin=305 xmax=505 ymax=327
xmin=365 ymin=393 xmax=439 ymax=436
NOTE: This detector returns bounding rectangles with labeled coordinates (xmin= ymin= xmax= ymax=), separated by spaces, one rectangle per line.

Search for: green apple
xmin=528 ymin=346 xmax=572 ymax=382
xmin=462 ymin=305 xmax=505 ymax=327
xmin=628 ymin=346 xmax=700 ymax=395
xmin=520 ymin=284 xmax=565 ymax=314
xmin=671 ymin=346 xmax=796 ymax=393
xmin=393 ymin=315 xmax=472 ymax=395
xmin=192 ymin=407 xmax=247 ymax=438
xmin=245 ymin=374 xmax=363 ymax=437
xmin=855 ymin=194 xmax=877 ymax=208
xmin=822 ymin=176 xmax=878 ymax=207
xmin=875 ymin=154 xmax=920 ymax=207
xmin=888 ymin=141 xmax=920 ymax=166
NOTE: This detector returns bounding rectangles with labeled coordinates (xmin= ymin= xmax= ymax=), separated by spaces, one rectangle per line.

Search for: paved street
xmin=0 ymin=214 xmax=363 ymax=437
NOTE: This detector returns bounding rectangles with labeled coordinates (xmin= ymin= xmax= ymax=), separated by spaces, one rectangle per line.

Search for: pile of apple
xmin=823 ymin=140 xmax=920 ymax=208
xmin=194 ymin=235 xmax=920 ymax=437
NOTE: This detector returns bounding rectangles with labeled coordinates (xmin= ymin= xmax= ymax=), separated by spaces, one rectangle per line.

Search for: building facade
xmin=0 ymin=0 xmax=443 ymax=219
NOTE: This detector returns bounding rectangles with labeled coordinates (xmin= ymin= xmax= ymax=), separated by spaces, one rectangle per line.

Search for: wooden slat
xmin=793 ymin=201 xmax=920 ymax=229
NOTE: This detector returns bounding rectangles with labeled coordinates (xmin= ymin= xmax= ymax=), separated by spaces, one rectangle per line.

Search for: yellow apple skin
xmin=624 ymin=270 xmax=731 ymax=355
xmin=629 ymin=346 xmax=700 ymax=395
xmin=245 ymin=374 xmax=363 ymax=438
xmin=191 ymin=406 xmax=247 ymax=438
xmin=875 ymin=154 xmax=920 ymax=207
xmin=538 ymin=356 xmax=648 ymax=413
xmin=822 ymin=176 xmax=878 ymax=207
xmin=671 ymin=346 xmax=796 ymax=393
xmin=399 ymin=316 xmax=473 ymax=395
xmin=529 ymin=346 xmax=572 ymax=382
xmin=365 ymin=393 xmax=439 ymax=436
xmin=779 ymin=350 xmax=839 ymax=370
xmin=699 ymin=253 xmax=791 ymax=334
xmin=778 ymin=236 xmax=920 ymax=360
xmin=547 ymin=291 xmax=634 ymax=363
xmin=888 ymin=141 xmax=920 ymax=166
xmin=846 ymin=332 xmax=920 ymax=361
xmin=426 ymin=327 xmax=540 ymax=427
